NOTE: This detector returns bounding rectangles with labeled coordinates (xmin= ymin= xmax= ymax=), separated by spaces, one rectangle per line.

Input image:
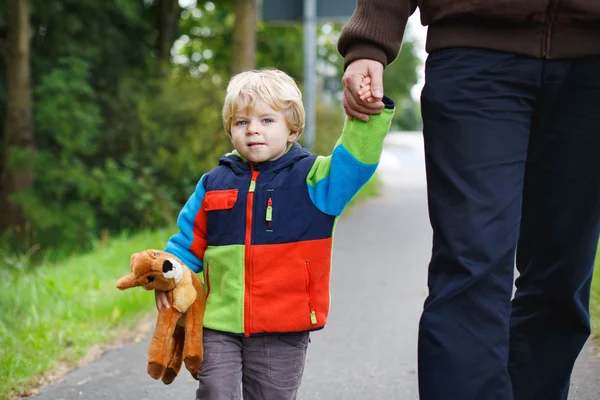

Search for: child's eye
xmin=262 ymin=118 xmax=273 ymax=124
xmin=235 ymin=120 xmax=247 ymax=126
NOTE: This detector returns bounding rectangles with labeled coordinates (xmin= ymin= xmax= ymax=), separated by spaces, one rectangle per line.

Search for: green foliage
xmin=310 ymin=101 xmax=346 ymax=156
xmin=34 ymin=58 xmax=102 ymax=155
xmin=384 ymin=41 xmax=420 ymax=102
xmin=177 ymin=2 xmax=344 ymax=83
xmin=393 ymin=98 xmax=423 ymax=132
xmin=177 ymin=1 xmax=235 ymax=78
xmin=13 ymin=69 xmax=230 ymax=254
xmin=384 ymin=41 xmax=422 ymax=131
xmin=30 ymin=0 xmax=155 ymax=88
xmin=256 ymin=24 xmax=304 ymax=79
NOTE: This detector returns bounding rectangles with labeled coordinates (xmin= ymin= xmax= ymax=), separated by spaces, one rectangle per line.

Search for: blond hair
xmin=222 ymin=69 xmax=305 ymax=136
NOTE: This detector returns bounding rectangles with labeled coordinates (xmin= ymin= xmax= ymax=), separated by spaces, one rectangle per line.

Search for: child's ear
xmin=288 ymin=130 xmax=301 ymax=143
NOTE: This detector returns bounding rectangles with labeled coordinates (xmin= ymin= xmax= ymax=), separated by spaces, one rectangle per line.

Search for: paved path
xmin=32 ymin=133 xmax=599 ymax=399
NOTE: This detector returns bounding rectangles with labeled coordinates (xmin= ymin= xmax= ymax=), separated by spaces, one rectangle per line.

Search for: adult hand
xmin=342 ymin=59 xmax=385 ymax=121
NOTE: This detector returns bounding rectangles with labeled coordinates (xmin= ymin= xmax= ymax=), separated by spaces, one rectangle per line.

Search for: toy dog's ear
xmin=116 ymin=273 xmax=141 ymax=290
xmin=130 ymin=252 xmax=140 ymax=270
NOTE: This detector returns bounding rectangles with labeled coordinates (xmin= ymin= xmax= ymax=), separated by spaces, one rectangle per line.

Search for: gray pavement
xmin=31 ymin=133 xmax=599 ymax=399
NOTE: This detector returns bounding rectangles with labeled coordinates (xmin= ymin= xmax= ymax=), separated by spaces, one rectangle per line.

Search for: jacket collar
xmin=218 ymin=142 xmax=311 ymax=175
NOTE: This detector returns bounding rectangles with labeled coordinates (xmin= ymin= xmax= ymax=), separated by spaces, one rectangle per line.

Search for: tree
xmin=155 ymin=0 xmax=181 ymax=71
xmin=231 ymin=0 xmax=256 ymax=75
xmin=0 ymin=0 xmax=164 ymax=253
xmin=0 ymin=0 xmax=34 ymax=230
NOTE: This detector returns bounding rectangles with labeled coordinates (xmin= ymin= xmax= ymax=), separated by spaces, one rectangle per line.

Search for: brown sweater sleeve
xmin=338 ymin=0 xmax=417 ymax=69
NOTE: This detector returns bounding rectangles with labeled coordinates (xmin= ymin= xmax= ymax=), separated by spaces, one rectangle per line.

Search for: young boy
xmin=155 ymin=69 xmax=393 ymax=399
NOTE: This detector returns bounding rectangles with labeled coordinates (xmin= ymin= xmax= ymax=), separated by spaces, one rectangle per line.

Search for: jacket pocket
xmin=203 ymin=189 xmax=239 ymax=239
xmin=204 ymin=262 xmax=211 ymax=298
xmin=203 ymin=189 xmax=238 ymax=211
xmin=304 ymin=261 xmax=317 ymax=325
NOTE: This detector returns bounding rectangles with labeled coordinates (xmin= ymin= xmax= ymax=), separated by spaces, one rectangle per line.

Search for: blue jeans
xmin=196 ymin=328 xmax=309 ymax=400
xmin=418 ymin=48 xmax=600 ymax=400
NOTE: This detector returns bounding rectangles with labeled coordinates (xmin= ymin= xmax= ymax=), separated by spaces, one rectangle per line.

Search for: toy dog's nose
xmin=163 ymin=260 xmax=174 ymax=273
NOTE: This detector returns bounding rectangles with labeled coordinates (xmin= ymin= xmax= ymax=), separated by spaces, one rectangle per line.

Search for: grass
xmin=0 ymin=174 xmax=382 ymax=399
xmin=0 ymin=228 xmax=173 ymax=399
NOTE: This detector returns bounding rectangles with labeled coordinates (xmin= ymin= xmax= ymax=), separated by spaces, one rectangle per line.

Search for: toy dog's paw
xmin=184 ymin=355 xmax=202 ymax=380
xmin=161 ymin=367 xmax=178 ymax=385
xmin=147 ymin=362 xmax=165 ymax=380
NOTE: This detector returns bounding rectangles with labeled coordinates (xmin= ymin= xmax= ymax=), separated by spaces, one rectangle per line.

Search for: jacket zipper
xmin=305 ymin=260 xmax=317 ymax=325
xmin=244 ymin=164 xmax=260 ymax=337
xmin=204 ymin=262 xmax=210 ymax=298
xmin=266 ymin=191 xmax=273 ymax=231
xmin=542 ymin=0 xmax=560 ymax=58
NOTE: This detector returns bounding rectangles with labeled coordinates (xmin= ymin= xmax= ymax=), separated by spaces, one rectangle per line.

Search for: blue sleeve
xmin=164 ymin=175 xmax=207 ymax=273
xmin=306 ymin=97 xmax=395 ymax=216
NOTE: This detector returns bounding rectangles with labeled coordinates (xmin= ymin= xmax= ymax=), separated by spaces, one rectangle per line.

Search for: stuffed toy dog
xmin=116 ymin=249 xmax=206 ymax=384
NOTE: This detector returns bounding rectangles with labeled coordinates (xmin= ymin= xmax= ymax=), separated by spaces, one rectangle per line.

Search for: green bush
xmin=9 ymin=70 xmax=231 ymax=257
xmin=310 ymin=101 xmax=347 ymax=156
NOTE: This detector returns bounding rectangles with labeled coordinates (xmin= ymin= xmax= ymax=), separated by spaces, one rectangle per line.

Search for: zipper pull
xmin=310 ymin=310 xmax=317 ymax=325
xmin=249 ymin=164 xmax=259 ymax=192
xmin=266 ymin=196 xmax=273 ymax=229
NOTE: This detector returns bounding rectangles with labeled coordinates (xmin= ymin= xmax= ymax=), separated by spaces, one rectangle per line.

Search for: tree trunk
xmin=231 ymin=0 xmax=256 ymax=75
xmin=0 ymin=0 xmax=34 ymax=230
xmin=155 ymin=0 xmax=181 ymax=72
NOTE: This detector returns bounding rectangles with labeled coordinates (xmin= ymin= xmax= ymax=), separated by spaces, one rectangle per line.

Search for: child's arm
xmin=154 ymin=175 xmax=208 ymax=310
xmin=164 ymin=175 xmax=208 ymax=273
xmin=306 ymin=95 xmax=395 ymax=216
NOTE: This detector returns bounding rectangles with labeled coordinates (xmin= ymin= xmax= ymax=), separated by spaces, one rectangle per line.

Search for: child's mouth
xmin=248 ymin=143 xmax=265 ymax=147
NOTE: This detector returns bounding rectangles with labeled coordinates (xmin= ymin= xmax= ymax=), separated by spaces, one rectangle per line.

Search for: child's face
xmin=230 ymin=102 xmax=300 ymax=163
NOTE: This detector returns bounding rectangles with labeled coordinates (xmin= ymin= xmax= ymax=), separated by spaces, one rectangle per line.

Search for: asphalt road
xmin=31 ymin=133 xmax=599 ymax=400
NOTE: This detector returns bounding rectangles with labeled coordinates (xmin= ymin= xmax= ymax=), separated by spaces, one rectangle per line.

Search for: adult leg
xmin=196 ymin=329 xmax=243 ymax=400
xmin=418 ymin=48 xmax=540 ymax=400
xmin=242 ymin=332 xmax=309 ymax=400
xmin=509 ymin=56 xmax=600 ymax=400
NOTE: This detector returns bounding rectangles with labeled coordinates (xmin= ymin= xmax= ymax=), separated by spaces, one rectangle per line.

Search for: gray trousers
xmin=196 ymin=328 xmax=310 ymax=400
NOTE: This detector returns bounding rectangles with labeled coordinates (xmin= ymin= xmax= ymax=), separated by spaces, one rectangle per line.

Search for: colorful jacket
xmin=165 ymin=97 xmax=394 ymax=336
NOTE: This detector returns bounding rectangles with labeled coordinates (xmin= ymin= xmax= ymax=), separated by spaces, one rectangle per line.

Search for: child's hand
xmin=358 ymin=76 xmax=381 ymax=103
xmin=155 ymin=290 xmax=170 ymax=311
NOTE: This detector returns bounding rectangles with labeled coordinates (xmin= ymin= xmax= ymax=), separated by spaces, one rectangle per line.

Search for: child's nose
xmin=246 ymin=120 xmax=260 ymax=134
